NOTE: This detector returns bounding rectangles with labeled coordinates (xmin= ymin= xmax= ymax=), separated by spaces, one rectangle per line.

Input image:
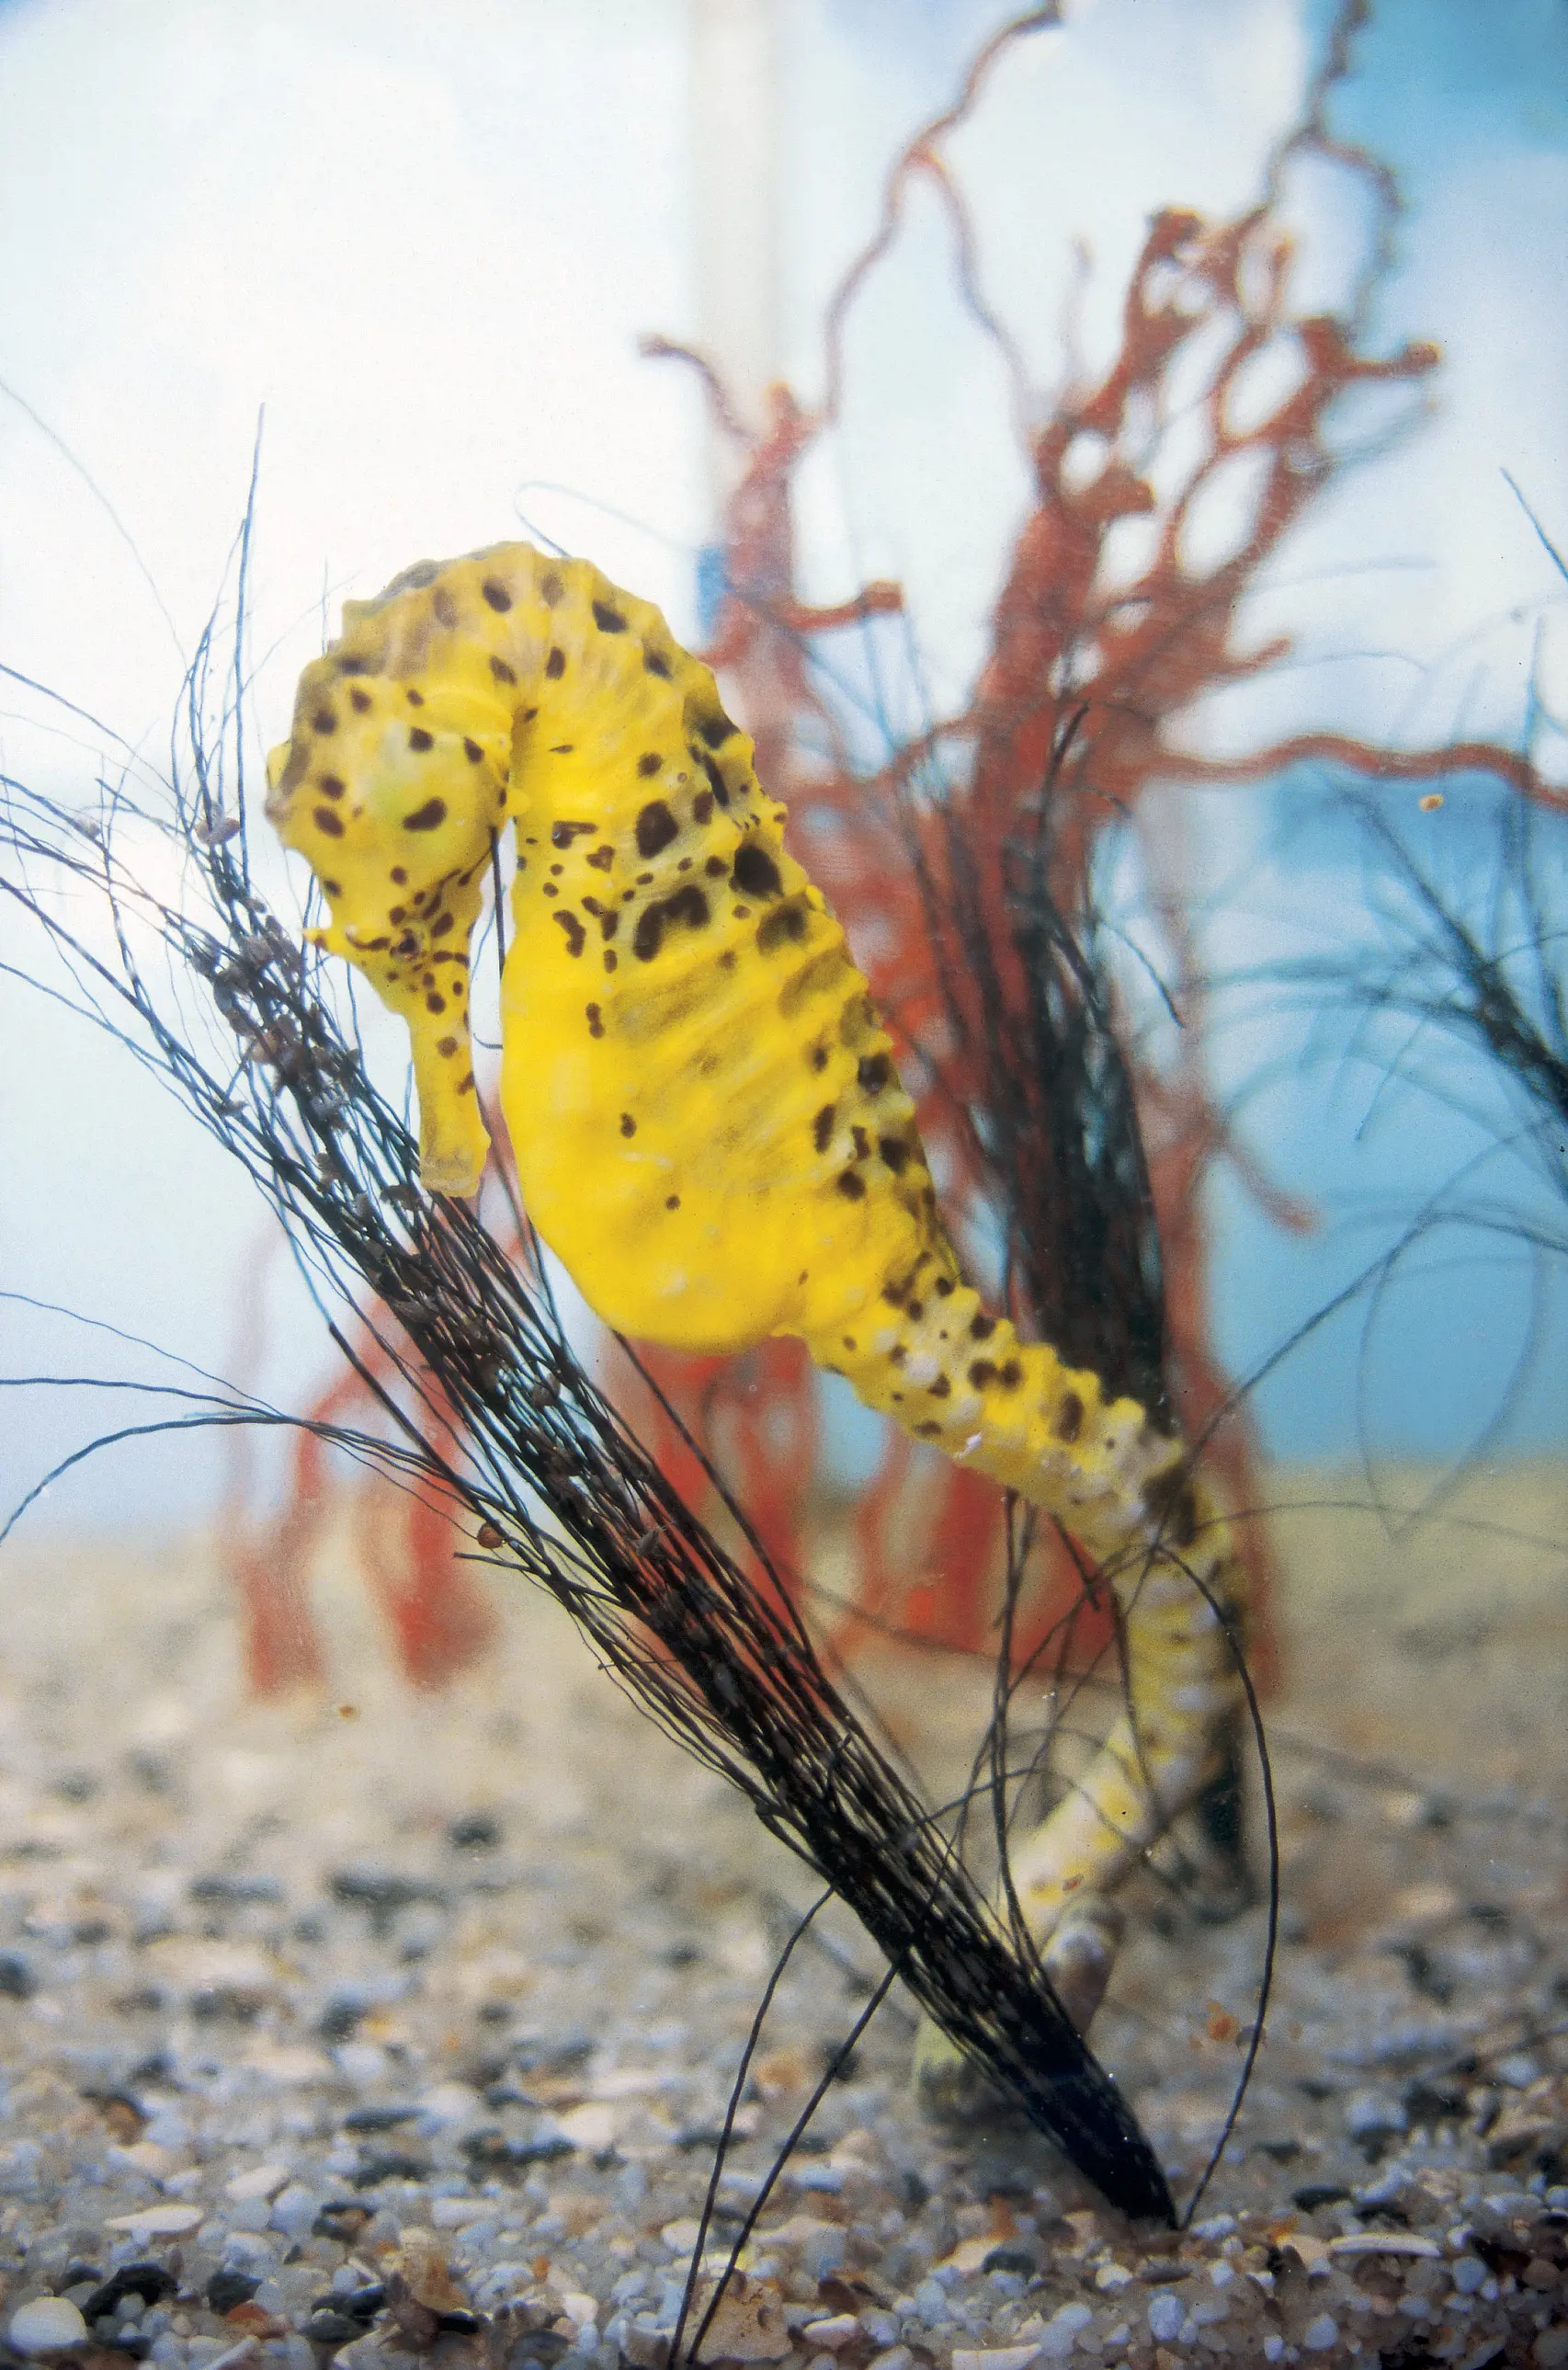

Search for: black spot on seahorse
xmin=692 ymin=790 xmax=714 ymax=826
xmin=403 ymin=798 xmax=448 ymax=832
xmin=644 ymin=646 xmax=672 ymax=678
xmin=971 ymin=1313 xmax=996 ymax=1340
xmin=732 ymin=842 xmax=782 ymax=899
xmin=637 ymin=752 xmax=663 ymax=778
xmin=312 ymin=806 xmax=345 ymax=837
xmin=756 ymin=896 xmax=811 ymax=954
xmin=1144 ymin=1468 xmax=1199 ymax=1549
xmin=463 ymin=737 xmax=483 ymax=763
xmin=999 ymin=1362 xmax=1022 ymax=1389
xmin=1054 ymin=1391 xmax=1085 ymax=1443
xmin=632 ymin=883 xmax=710 ymax=962
xmin=857 ymin=1053 xmax=891 ymax=1093
xmin=426 ymin=993 xmax=446 ymax=1015
xmin=835 ymin=1170 xmax=866 ymax=1200
xmin=337 ymin=651 xmax=380 ymax=676
xmin=490 ymin=656 xmax=517 ymax=685
xmin=599 ymin=908 xmax=619 ymax=942
xmin=636 ymin=802 xmax=678 ymax=859
xmin=406 ymin=688 xmax=425 ymax=706
xmin=482 ymin=577 xmax=513 ymax=612
xmin=552 ymin=911 xmax=586 ymax=958
xmin=433 ymin=586 xmax=459 ymax=630
xmin=699 ymin=712 xmax=736 ymax=748
xmin=878 ymin=1135 xmax=910 ymax=1174
xmin=704 ymin=855 xmax=726 ymax=878
xmin=592 ymin=599 xmax=627 ymax=632
xmin=545 ymin=646 xmax=566 ymax=679
xmin=312 ymin=706 xmax=337 ymax=734
xmin=585 ymin=1003 xmax=605 ymax=1038
xmin=928 ymin=1375 xmax=951 ymax=1398
xmin=551 ymin=820 xmax=597 ymax=847
xmin=619 ymin=1113 xmax=636 ymax=1137
xmin=969 ymin=1361 xmax=996 ymax=1389
xmin=812 ymin=1105 xmax=835 ymax=1154
xmin=348 ymin=688 xmax=372 ymax=713
xmin=540 ymin=570 xmax=564 ymax=606
xmin=700 ymin=754 xmax=731 ymax=809
xmin=852 ymin=1125 xmax=871 ymax=1159
xmin=318 ymin=775 xmax=346 ymax=798
xmin=409 ymin=726 xmax=434 ymax=752
xmin=550 ymin=743 xmax=574 ymax=756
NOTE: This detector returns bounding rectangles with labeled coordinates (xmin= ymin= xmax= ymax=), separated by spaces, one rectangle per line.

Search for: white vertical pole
xmin=690 ymin=0 xmax=783 ymax=501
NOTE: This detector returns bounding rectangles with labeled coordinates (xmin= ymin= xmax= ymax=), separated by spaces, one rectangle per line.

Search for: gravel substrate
xmin=0 ymin=1469 xmax=1565 ymax=2369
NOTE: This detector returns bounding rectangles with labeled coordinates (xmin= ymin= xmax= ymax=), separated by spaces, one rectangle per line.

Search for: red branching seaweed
xmin=226 ymin=1310 xmax=498 ymax=1695
xmin=619 ymin=4 xmax=1554 ymax=1702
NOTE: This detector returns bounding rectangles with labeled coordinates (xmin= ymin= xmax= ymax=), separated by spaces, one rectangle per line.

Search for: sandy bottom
xmin=0 ymin=1464 xmax=1564 ymax=2368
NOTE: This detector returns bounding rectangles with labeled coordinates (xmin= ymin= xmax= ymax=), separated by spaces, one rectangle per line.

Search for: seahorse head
xmin=266 ymin=644 xmax=511 ymax=973
xmin=266 ymin=593 xmax=517 ymax=1197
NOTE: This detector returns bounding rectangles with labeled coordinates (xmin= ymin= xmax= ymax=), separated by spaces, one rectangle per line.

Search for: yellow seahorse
xmin=266 ymin=541 xmax=1245 ymax=2054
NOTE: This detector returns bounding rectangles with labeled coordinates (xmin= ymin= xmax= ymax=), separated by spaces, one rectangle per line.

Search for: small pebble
xmin=950 ymin=2350 xmax=1041 ymax=2370
xmin=1345 ymin=2089 xmax=1408 ymax=2141
xmin=204 ymin=2342 xmax=261 ymax=2370
xmin=9 ymin=2297 xmax=90 ymax=2353
xmin=225 ymin=2164 xmax=290 ymax=2203
xmin=1147 ymin=2290 xmax=1184 ymax=2342
xmin=801 ymin=2318 xmax=860 ymax=2352
xmin=0 ymin=1952 xmax=38 ymax=2000
xmin=268 ymin=2182 xmax=321 ymax=2239
xmin=430 ymin=2196 xmax=491 ymax=2228
xmin=1301 ymin=2313 xmax=1338 ymax=2351
xmin=105 ymin=2205 xmax=206 ymax=2237
xmin=1038 ymin=2304 xmax=1092 ymax=2360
